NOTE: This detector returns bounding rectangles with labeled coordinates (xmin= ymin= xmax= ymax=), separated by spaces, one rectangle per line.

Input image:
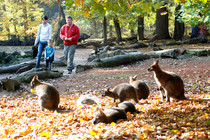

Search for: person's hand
xmin=47 ymin=57 xmax=49 ymax=60
xmin=65 ymin=37 xmax=68 ymax=40
xmin=69 ymin=38 xmax=72 ymax=41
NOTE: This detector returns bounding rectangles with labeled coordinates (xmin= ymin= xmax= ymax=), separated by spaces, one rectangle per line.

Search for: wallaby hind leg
xmin=165 ymin=90 xmax=171 ymax=102
xmin=134 ymin=96 xmax=138 ymax=103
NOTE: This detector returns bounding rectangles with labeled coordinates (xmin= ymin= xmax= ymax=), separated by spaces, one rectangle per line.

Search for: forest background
xmin=0 ymin=0 xmax=209 ymax=46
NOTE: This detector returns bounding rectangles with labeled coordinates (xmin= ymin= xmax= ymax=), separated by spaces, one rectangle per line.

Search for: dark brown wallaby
xmin=148 ymin=60 xmax=187 ymax=102
xmin=117 ymin=101 xmax=137 ymax=113
xmin=1 ymin=78 xmax=20 ymax=91
xmin=30 ymin=75 xmax=60 ymax=111
xmin=102 ymin=83 xmax=138 ymax=103
xmin=93 ymin=107 xmax=127 ymax=124
xmin=129 ymin=75 xmax=150 ymax=99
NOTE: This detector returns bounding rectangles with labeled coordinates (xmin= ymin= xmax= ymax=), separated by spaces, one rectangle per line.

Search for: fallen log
xmin=14 ymin=69 xmax=63 ymax=83
xmin=0 ymin=57 xmax=66 ymax=74
xmin=97 ymin=52 xmax=150 ymax=67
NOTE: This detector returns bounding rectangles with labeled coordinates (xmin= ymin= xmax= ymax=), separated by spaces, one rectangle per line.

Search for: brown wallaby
xmin=30 ymin=75 xmax=60 ymax=111
xmin=1 ymin=78 xmax=20 ymax=91
xmin=93 ymin=107 xmax=127 ymax=124
xmin=148 ymin=60 xmax=187 ymax=102
xmin=116 ymin=101 xmax=137 ymax=114
xmin=129 ymin=75 xmax=150 ymax=99
xmin=102 ymin=83 xmax=138 ymax=103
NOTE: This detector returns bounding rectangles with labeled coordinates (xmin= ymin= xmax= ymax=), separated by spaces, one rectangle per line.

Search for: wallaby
xmin=148 ymin=60 xmax=187 ymax=102
xmin=102 ymin=83 xmax=138 ymax=103
xmin=30 ymin=75 xmax=60 ymax=111
xmin=129 ymin=75 xmax=150 ymax=99
xmin=116 ymin=101 xmax=137 ymax=113
xmin=1 ymin=78 xmax=20 ymax=91
xmin=93 ymin=107 xmax=127 ymax=124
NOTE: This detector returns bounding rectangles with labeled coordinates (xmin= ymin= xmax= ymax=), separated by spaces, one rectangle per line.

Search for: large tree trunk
xmin=173 ymin=5 xmax=185 ymax=40
xmin=91 ymin=20 xmax=97 ymax=38
xmin=53 ymin=3 xmax=66 ymax=46
xmin=21 ymin=0 xmax=28 ymax=37
xmin=103 ymin=16 xmax=107 ymax=44
xmin=137 ymin=15 xmax=144 ymax=40
xmin=113 ymin=18 xmax=122 ymax=43
xmin=155 ymin=4 xmax=171 ymax=39
xmin=109 ymin=23 xmax=113 ymax=38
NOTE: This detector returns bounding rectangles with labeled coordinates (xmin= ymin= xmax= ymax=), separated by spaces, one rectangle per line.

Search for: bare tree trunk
xmin=137 ymin=15 xmax=144 ymax=40
xmin=53 ymin=3 xmax=66 ymax=46
xmin=103 ymin=16 xmax=107 ymax=44
xmin=91 ymin=20 xmax=97 ymax=38
xmin=113 ymin=18 xmax=122 ymax=43
xmin=21 ymin=0 xmax=28 ymax=37
xmin=109 ymin=23 xmax=113 ymax=38
xmin=155 ymin=4 xmax=171 ymax=39
xmin=173 ymin=5 xmax=184 ymax=40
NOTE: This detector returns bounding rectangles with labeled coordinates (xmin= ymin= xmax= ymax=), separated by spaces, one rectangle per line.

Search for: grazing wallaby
xmin=78 ymin=33 xmax=92 ymax=42
xmin=148 ymin=60 xmax=187 ymax=102
xmin=117 ymin=101 xmax=137 ymax=113
xmin=102 ymin=83 xmax=138 ymax=103
xmin=30 ymin=75 xmax=60 ymax=111
xmin=129 ymin=75 xmax=150 ymax=99
xmin=93 ymin=107 xmax=127 ymax=124
xmin=1 ymin=78 xmax=20 ymax=91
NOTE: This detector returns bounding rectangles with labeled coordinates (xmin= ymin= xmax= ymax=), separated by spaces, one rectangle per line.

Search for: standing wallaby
xmin=93 ymin=107 xmax=127 ymax=124
xmin=148 ymin=60 xmax=187 ymax=102
xmin=30 ymin=75 xmax=60 ymax=111
xmin=102 ymin=83 xmax=138 ymax=103
xmin=129 ymin=75 xmax=150 ymax=99
xmin=117 ymin=101 xmax=137 ymax=113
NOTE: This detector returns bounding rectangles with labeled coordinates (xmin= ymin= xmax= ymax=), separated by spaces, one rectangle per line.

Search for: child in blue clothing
xmin=45 ymin=39 xmax=54 ymax=70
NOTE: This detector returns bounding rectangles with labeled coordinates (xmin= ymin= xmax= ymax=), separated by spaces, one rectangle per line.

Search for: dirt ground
xmin=0 ymin=44 xmax=210 ymax=97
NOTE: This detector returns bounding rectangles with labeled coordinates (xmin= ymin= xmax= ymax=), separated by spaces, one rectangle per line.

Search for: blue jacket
xmin=45 ymin=46 xmax=54 ymax=61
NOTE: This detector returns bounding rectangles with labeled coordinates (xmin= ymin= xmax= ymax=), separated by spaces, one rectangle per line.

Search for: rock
xmin=75 ymin=64 xmax=94 ymax=73
xmin=76 ymin=94 xmax=99 ymax=106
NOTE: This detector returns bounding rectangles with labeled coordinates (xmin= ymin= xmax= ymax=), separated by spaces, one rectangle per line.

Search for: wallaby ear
xmin=34 ymin=75 xmax=38 ymax=80
xmin=154 ymin=60 xmax=159 ymax=65
xmin=99 ymin=109 xmax=106 ymax=116
xmin=133 ymin=75 xmax=138 ymax=79
xmin=107 ymin=87 xmax=110 ymax=92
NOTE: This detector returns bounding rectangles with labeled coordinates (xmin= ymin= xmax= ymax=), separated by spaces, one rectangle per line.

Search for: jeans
xmin=46 ymin=60 xmax=53 ymax=70
xmin=36 ymin=41 xmax=48 ymax=68
xmin=64 ymin=44 xmax=76 ymax=71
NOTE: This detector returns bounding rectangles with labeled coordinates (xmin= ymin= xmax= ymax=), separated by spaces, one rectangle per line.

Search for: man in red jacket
xmin=60 ymin=16 xmax=80 ymax=74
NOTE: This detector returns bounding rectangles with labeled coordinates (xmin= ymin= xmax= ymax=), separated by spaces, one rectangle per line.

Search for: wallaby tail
xmin=179 ymin=90 xmax=188 ymax=100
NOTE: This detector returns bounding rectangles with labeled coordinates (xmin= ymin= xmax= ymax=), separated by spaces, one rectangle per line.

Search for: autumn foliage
xmin=0 ymin=57 xmax=209 ymax=139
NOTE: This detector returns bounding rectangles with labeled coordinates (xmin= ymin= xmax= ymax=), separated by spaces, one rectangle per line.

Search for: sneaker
xmin=67 ymin=70 xmax=72 ymax=74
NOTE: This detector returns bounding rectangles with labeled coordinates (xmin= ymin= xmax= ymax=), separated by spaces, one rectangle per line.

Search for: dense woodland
xmin=0 ymin=0 xmax=209 ymax=46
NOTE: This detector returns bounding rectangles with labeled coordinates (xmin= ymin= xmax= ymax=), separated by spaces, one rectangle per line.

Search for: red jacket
xmin=60 ymin=24 xmax=80 ymax=46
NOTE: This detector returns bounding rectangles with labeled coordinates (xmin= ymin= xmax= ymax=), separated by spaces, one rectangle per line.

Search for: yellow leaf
xmin=110 ymin=122 xmax=116 ymax=126
xmin=89 ymin=130 xmax=96 ymax=136
xmin=31 ymin=89 xmax=36 ymax=93
xmin=79 ymin=118 xmax=84 ymax=123
xmin=39 ymin=131 xmax=50 ymax=137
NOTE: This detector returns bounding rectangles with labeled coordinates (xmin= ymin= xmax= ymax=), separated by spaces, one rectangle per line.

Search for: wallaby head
xmin=93 ymin=108 xmax=107 ymax=124
xmin=102 ymin=88 xmax=112 ymax=97
xmin=148 ymin=60 xmax=161 ymax=72
xmin=30 ymin=75 xmax=41 ymax=89
xmin=129 ymin=75 xmax=138 ymax=84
